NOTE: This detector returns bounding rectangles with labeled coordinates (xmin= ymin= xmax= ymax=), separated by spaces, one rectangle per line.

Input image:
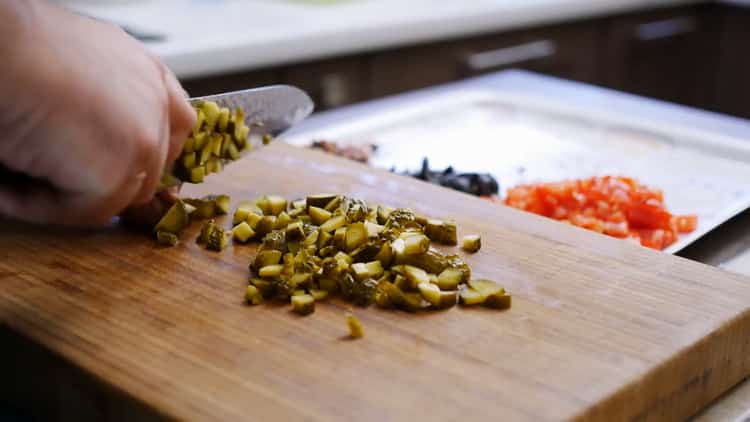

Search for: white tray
xmin=285 ymin=90 xmax=750 ymax=254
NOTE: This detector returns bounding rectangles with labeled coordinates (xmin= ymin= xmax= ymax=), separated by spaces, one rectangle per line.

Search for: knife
xmin=159 ymin=84 xmax=315 ymax=190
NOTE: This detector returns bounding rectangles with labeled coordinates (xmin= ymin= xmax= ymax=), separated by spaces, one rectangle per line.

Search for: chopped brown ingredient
xmin=310 ymin=140 xmax=376 ymax=163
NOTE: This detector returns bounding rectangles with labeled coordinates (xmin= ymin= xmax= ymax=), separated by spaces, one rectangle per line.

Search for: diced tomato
xmin=675 ymin=215 xmax=698 ymax=233
xmin=604 ymin=221 xmax=629 ymax=238
xmin=638 ymin=229 xmax=665 ymax=250
xmin=502 ymin=176 xmax=697 ymax=250
xmin=626 ymin=201 xmax=672 ymax=230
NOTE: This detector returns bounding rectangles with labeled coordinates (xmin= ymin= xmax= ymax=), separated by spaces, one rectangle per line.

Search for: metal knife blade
xmin=159 ymin=85 xmax=314 ymax=191
xmin=190 ymin=85 xmax=314 ymax=137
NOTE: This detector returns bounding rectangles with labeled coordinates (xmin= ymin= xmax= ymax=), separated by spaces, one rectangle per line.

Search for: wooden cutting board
xmin=2 ymin=143 xmax=750 ymax=422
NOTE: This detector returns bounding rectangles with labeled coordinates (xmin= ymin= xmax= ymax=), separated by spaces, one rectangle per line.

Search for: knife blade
xmin=159 ymin=85 xmax=314 ymax=190
xmin=190 ymin=85 xmax=314 ymax=137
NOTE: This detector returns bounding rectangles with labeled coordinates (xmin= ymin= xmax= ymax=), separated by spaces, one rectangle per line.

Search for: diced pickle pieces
xmin=347 ymin=313 xmax=364 ymax=339
xmin=245 ymin=285 xmax=264 ymax=305
xmin=156 ymin=231 xmax=179 ymax=246
xmin=232 ymin=222 xmax=255 ymax=243
xmin=291 ymin=294 xmax=315 ymax=316
xmin=461 ymin=235 xmax=482 ymax=253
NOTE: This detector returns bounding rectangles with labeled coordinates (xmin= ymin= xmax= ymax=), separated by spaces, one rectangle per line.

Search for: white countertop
xmin=62 ymin=0 xmax=701 ymax=79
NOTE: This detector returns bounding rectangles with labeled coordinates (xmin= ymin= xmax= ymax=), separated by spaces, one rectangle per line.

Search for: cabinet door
xmin=457 ymin=22 xmax=602 ymax=85
xmin=370 ymin=22 xmax=602 ymax=98
xmin=369 ymin=41 xmax=461 ymax=98
xmin=282 ymin=56 xmax=369 ymax=111
xmin=602 ymin=6 xmax=721 ymax=109
xmin=180 ymin=69 xmax=281 ymax=98
xmin=714 ymin=6 xmax=750 ymax=118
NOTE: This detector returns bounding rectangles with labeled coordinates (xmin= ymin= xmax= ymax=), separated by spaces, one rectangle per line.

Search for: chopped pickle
xmin=351 ymin=263 xmax=371 ymax=282
xmin=374 ymin=242 xmax=393 ymax=267
xmin=459 ymin=288 xmax=485 ymax=306
xmin=218 ymin=107 xmax=230 ymax=132
xmin=318 ymin=277 xmax=338 ymax=292
xmin=436 ymin=291 xmax=458 ymax=309
xmin=324 ymin=196 xmax=343 ymax=212
xmin=461 ymin=235 xmax=481 ymax=253
xmin=172 ymin=192 xmax=513 ymax=329
xmin=259 ymin=265 xmax=283 ymax=278
xmin=303 ymin=230 xmax=319 ymax=247
xmin=205 ymin=157 xmax=223 ymax=174
xmin=232 ymin=222 xmax=255 ymax=243
xmin=154 ymin=200 xmax=191 ymax=235
xmin=365 ymin=261 xmax=385 ymax=280
xmin=437 ymin=268 xmax=463 ymax=290
xmin=310 ymin=289 xmax=329 ymax=301
xmin=484 ymin=292 xmax=512 ymax=310
xmin=156 ymin=231 xmax=179 ymax=246
xmin=424 ymin=219 xmax=457 ymax=245
xmin=347 ymin=313 xmax=364 ymax=339
xmin=345 ymin=222 xmax=368 ymax=251
xmin=291 ymin=294 xmax=315 ymax=316
xmin=273 ymin=211 xmax=294 ymax=230
xmin=189 ymin=166 xmax=205 ymax=183
xmin=246 ymin=212 xmax=264 ymax=230
xmin=233 ymin=207 xmax=251 ymax=225
xmin=251 ymin=278 xmax=275 ymax=298
xmin=245 ymin=285 xmax=264 ymax=305
xmin=253 ymin=250 xmax=282 ymax=270
xmin=213 ymin=195 xmax=231 ymax=215
xmin=265 ymin=195 xmax=288 ymax=216
xmin=260 ymin=230 xmax=286 ymax=252
xmin=417 ymin=282 xmax=442 ymax=306
xmin=289 ymin=273 xmax=312 ymax=288
xmin=418 ymin=283 xmax=457 ymax=309
xmin=206 ymin=225 xmax=228 ymax=251
xmin=306 ymin=194 xmax=338 ymax=210
xmin=201 ymin=100 xmax=220 ymax=130
xmin=320 ymin=215 xmax=347 ymax=233
xmin=402 ymin=234 xmax=430 ymax=256
xmin=401 ymin=292 xmax=430 ymax=312
xmin=333 ymin=227 xmax=348 ymax=250
xmin=196 ymin=219 xmax=215 ymax=245
xmin=254 ymin=216 xmax=276 ymax=237
xmin=184 ymin=198 xmax=216 ymax=219
xmin=468 ymin=279 xmax=504 ymax=297
xmin=364 ymin=221 xmax=384 ymax=238
xmin=182 ymin=152 xmax=196 ymax=169
xmin=403 ymin=265 xmax=429 ymax=287
xmin=309 ymin=206 xmax=332 ymax=225
xmin=285 ymin=221 xmax=305 ymax=241
xmin=262 ymin=134 xmax=274 ymax=145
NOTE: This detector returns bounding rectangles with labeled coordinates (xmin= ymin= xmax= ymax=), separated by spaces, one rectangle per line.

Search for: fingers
xmin=0 ymin=172 xmax=144 ymax=227
xmin=162 ymin=64 xmax=195 ymax=165
xmin=119 ymin=185 xmax=180 ymax=228
xmin=130 ymin=110 xmax=170 ymax=206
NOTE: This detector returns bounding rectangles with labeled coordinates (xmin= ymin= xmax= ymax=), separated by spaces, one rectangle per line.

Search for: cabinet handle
xmin=464 ymin=40 xmax=557 ymax=73
xmin=635 ymin=16 xmax=697 ymax=41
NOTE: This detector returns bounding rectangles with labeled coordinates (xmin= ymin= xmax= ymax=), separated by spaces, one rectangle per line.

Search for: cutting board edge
xmin=573 ymin=306 xmax=750 ymax=422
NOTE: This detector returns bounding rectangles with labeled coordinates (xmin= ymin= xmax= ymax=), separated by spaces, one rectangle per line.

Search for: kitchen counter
xmin=62 ymin=0 xmax=701 ymax=79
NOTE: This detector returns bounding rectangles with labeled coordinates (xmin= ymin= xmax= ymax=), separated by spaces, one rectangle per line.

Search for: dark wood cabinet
xmin=369 ymin=21 xmax=602 ymax=98
xmin=602 ymin=5 xmax=721 ymax=109
xmin=282 ymin=56 xmax=370 ymax=111
xmin=181 ymin=69 xmax=281 ymax=98
xmin=714 ymin=6 xmax=750 ymax=118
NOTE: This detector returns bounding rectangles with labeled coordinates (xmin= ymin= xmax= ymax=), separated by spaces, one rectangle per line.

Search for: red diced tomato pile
xmin=488 ymin=176 xmax=697 ymax=250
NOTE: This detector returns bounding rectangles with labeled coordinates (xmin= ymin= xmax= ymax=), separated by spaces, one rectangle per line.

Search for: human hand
xmin=0 ymin=1 xmax=194 ymax=227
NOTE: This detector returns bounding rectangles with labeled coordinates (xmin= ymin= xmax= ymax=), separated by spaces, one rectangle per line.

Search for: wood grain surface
xmin=2 ymin=143 xmax=750 ymax=422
